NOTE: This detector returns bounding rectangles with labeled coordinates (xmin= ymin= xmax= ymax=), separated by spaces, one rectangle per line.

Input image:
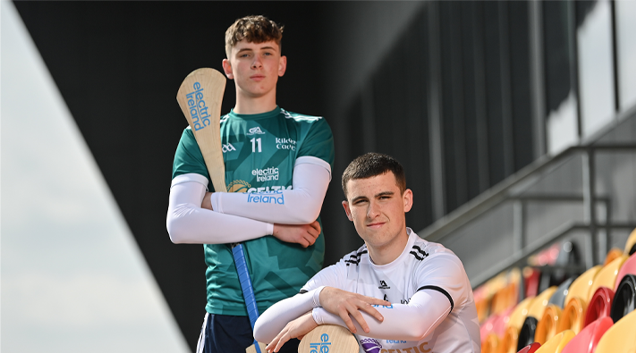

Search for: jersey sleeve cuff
xmin=171 ymin=173 xmax=209 ymax=189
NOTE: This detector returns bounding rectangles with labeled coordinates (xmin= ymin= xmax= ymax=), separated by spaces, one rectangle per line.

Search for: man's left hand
xmin=266 ymin=311 xmax=317 ymax=353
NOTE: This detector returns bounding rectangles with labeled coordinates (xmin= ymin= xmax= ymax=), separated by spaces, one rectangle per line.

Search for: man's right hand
xmin=318 ymin=286 xmax=391 ymax=334
xmin=272 ymin=221 xmax=321 ymax=248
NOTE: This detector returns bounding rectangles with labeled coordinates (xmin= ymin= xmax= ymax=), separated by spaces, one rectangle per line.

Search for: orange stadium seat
xmin=590 ymin=255 xmax=628 ymax=296
xmin=533 ymin=330 xmax=575 ymax=353
xmin=609 ymin=274 xmax=636 ymax=323
xmin=557 ymin=297 xmax=587 ymax=334
xmin=528 ymin=286 xmax=557 ymax=320
xmin=603 ymin=248 xmax=625 ymax=266
xmin=624 ymin=228 xmax=636 ymax=255
xmin=500 ymin=297 xmax=536 ymax=353
xmin=583 ymin=287 xmax=614 ymax=327
xmin=565 ymin=266 xmax=601 ymax=306
xmin=481 ymin=332 xmax=499 ymax=353
xmin=501 ymin=326 xmax=521 ymax=353
xmin=535 ymin=305 xmax=562 ymax=345
xmin=595 ymin=310 xmax=636 ymax=353
xmin=614 ymin=253 xmax=636 ymax=292
xmin=508 ymin=297 xmax=537 ymax=330
xmin=560 ymin=316 xmax=613 ymax=353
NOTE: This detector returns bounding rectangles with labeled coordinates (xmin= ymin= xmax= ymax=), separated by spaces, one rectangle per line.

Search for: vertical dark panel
xmin=439 ymin=1 xmax=460 ymax=212
xmin=461 ymin=1 xmax=485 ymax=201
xmin=483 ymin=2 xmax=507 ymax=185
xmin=543 ymin=1 xmax=575 ymax=116
xmin=508 ymin=1 xmax=535 ymax=171
xmin=403 ymin=8 xmax=433 ymax=230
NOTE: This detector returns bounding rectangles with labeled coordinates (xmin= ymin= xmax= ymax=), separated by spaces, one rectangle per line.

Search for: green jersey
xmin=172 ymin=106 xmax=334 ymax=315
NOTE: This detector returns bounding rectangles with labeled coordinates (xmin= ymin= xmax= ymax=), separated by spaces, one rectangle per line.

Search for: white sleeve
xmin=253 ymin=287 xmax=325 ymax=343
xmin=253 ymin=261 xmax=344 ymax=343
xmin=312 ymin=289 xmax=451 ymax=341
xmin=210 ymin=156 xmax=331 ymax=224
xmin=166 ymin=173 xmax=274 ymax=244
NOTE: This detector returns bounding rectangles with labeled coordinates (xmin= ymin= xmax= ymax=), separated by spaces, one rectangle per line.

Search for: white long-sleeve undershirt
xmin=166 ymin=156 xmax=330 ymax=244
xmin=166 ymin=176 xmax=273 ymax=244
xmin=253 ymin=287 xmax=451 ymax=344
xmin=210 ymin=157 xmax=331 ymax=224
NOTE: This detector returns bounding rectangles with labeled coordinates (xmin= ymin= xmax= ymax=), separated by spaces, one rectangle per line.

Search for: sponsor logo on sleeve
xmin=247 ymin=190 xmax=285 ymax=205
xmin=360 ymin=338 xmax=382 ymax=353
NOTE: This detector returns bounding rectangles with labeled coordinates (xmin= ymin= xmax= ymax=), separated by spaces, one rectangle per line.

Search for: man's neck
xmin=233 ymin=91 xmax=277 ymax=115
xmin=367 ymin=229 xmax=410 ymax=266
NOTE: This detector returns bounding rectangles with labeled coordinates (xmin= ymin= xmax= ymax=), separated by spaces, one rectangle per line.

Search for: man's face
xmin=222 ymin=40 xmax=286 ymax=99
xmin=342 ymin=172 xmax=413 ymax=252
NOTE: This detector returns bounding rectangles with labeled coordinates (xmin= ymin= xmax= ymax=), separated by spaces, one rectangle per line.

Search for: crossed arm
xmin=253 ymin=286 xmax=452 ymax=353
xmin=166 ymin=157 xmax=330 ymax=246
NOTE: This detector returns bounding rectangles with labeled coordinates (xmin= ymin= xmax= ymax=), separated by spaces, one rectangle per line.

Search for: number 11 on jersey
xmin=251 ymin=138 xmax=262 ymax=153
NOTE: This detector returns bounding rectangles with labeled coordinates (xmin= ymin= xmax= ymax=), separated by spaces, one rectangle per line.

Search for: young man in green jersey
xmin=166 ymin=15 xmax=335 ymax=353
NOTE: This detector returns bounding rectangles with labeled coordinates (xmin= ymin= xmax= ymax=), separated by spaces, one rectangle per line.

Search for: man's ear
xmin=222 ymin=59 xmax=234 ymax=80
xmin=278 ymin=55 xmax=287 ymax=77
xmin=403 ymin=189 xmax=413 ymax=213
xmin=342 ymin=201 xmax=353 ymax=221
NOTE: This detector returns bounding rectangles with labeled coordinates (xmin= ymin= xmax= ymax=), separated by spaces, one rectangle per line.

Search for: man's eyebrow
xmin=236 ymin=48 xmax=253 ymax=54
xmin=376 ymin=191 xmax=395 ymax=198
xmin=351 ymin=196 xmax=369 ymax=204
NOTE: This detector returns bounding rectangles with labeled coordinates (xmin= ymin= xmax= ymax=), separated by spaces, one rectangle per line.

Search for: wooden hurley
xmin=298 ymin=325 xmax=359 ymax=353
xmin=176 ymin=67 xmax=227 ymax=192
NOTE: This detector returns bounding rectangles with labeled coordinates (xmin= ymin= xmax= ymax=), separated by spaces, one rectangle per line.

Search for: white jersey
xmin=301 ymin=228 xmax=480 ymax=353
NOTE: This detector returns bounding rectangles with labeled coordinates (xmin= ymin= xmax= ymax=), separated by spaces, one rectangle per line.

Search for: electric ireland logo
xmin=309 ymin=333 xmax=331 ymax=353
xmin=186 ymin=82 xmax=211 ymax=131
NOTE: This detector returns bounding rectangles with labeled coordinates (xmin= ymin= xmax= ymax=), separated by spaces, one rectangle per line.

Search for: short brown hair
xmin=225 ymin=15 xmax=283 ymax=58
xmin=342 ymin=153 xmax=406 ymax=198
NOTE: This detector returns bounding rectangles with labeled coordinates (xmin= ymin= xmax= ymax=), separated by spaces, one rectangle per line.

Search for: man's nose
xmin=367 ymin=201 xmax=380 ymax=219
xmin=251 ymin=56 xmax=262 ymax=69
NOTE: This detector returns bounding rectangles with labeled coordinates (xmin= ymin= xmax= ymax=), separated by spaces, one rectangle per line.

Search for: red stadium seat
xmin=560 ymin=317 xmax=613 ymax=353
xmin=517 ymin=342 xmax=541 ymax=353
xmin=583 ymin=287 xmax=614 ymax=327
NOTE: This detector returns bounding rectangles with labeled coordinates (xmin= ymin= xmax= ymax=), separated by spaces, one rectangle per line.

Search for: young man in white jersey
xmin=167 ymin=15 xmax=334 ymax=352
xmin=254 ymin=153 xmax=481 ymax=353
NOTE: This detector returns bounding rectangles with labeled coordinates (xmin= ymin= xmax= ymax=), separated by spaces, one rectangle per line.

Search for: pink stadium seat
xmin=583 ymin=287 xmax=614 ymax=327
xmin=560 ymin=316 xmax=613 ymax=353
xmin=517 ymin=342 xmax=541 ymax=353
xmin=614 ymin=253 xmax=636 ymax=292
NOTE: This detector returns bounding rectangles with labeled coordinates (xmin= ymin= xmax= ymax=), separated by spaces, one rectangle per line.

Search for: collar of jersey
xmin=368 ymin=227 xmax=419 ymax=269
xmin=229 ymin=106 xmax=281 ymax=121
